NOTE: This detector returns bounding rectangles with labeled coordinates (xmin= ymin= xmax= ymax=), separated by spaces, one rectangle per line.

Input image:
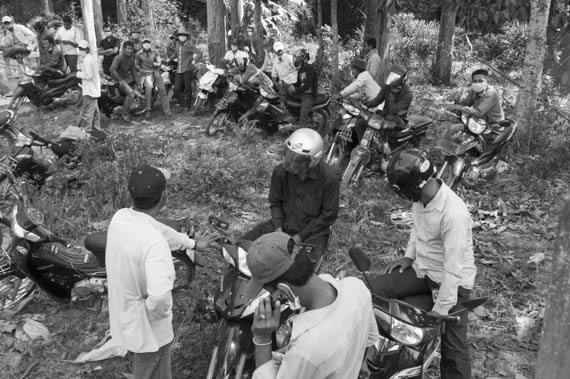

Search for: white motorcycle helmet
xmin=284 ymin=128 xmax=324 ymax=173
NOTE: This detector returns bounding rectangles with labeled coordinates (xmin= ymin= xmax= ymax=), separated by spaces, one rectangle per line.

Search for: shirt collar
xmin=419 ymin=179 xmax=447 ymax=213
xmin=290 ymin=274 xmax=339 ymax=340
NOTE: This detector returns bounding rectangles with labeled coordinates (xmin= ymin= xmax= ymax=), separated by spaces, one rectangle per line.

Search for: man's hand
xmin=252 ymin=296 xmax=281 ymax=343
xmin=446 ymin=103 xmax=465 ymax=112
xmin=194 ymin=231 xmax=218 ymax=252
xmin=292 ymin=234 xmax=302 ymax=245
xmin=287 ymin=84 xmax=295 ymax=95
xmin=385 ymin=257 xmax=413 ymax=274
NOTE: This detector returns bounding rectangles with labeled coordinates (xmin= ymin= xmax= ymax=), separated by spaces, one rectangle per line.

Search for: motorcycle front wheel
xmin=312 ymin=109 xmax=329 ymax=136
xmin=206 ymin=112 xmax=230 ymax=136
xmin=0 ymin=272 xmax=36 ymax=311
xmin=206 ymin=349 xmax=248 ymax=379
xmin=342 ymin=155 xmax=366 ymax=186
xmin=171 ymin=252 xmax=195 ymax=290
xmin=326 ymin=138 xmax=346 ymax=173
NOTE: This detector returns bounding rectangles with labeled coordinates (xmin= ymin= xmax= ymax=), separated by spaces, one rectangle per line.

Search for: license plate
xmin=198 ymin=92 xmax=207 ymax=99
xmin=361 ymin=129 xmax=375 ymax=148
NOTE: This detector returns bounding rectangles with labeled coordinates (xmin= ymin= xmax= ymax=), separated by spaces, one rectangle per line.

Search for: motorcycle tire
xmin=65 ymin=86 xmax=82 ymax=106
xmin=171 ymin=251 xmax=195 ymax=290
xmin=192 ymin=96 xmax=207 ymax=114
xmin=206 ymin=112 xmax=230 ymax=136
xmin=325 ymin=139 xmax=346 ymax=173
xmin=206 ymin=348 xmax=248 ymax=379
xmin=312 ymin=109 xmax=330 ymax=136
xmin=342 ymin=155 xmax=366 ymax=186
xmin=0 ymin=272 xmax=36 ymax=311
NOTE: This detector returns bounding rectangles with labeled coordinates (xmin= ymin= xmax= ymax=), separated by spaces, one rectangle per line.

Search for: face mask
xmin=471 ymin=81 xmax=487 ymax=93
xmin=178 ymin=36 xmax=187 ymax=43
xmin=104 ymin=32 xmax=112 ymax=38
xmin=142 ymin=43 xmax=151 ymax=51
xmin=277 ymin=283 xmax=302 ymax=311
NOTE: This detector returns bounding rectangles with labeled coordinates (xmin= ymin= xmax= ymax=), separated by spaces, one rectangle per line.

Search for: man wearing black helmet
xmin=372 ymin=149 xmax=476 ymax=379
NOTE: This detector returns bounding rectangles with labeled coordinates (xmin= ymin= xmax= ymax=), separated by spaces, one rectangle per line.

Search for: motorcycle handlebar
xmin=28 ymin=131 xmax=51 ymax=146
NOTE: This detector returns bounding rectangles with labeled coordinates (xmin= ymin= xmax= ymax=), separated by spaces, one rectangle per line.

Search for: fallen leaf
xmin=527 ymin=252 xmax=545 ymax=265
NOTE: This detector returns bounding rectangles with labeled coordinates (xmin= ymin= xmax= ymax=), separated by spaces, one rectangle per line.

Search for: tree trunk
xmin=42 ymin=0 xmax=53 ymax=14
xmin=252 ymin=0 xmax=264 ymax=65
xmin=93 ymin=0 xmax=103 ymax=43
xmin=316 ymin=0 xmax=324 ymax=68
xmin=376 ymin=0 xmax=395 ymax=83
xmin=364 ymin=0 xmax=379 ymax=42
xmin=536 ymin=193 xmax=570 ymax=379
xmin=117 ymin=0 xmax=128 ymax=27
xmin=514 ymin=0 xmax=551 ymax=149
xmin=331 ymin=0 xmax=339 ymax=88
xmin=434 ymin=0 xmax=459 ymax=84
xmin=142 ymin=0 xmax=156 ymax=42
xmin=80 ymin=0 xmax=97 ymax=60
xmin=230 ymin=0 xmax=244 ymax=39
xmin=208 ymin=0 xmax=226 ymax=67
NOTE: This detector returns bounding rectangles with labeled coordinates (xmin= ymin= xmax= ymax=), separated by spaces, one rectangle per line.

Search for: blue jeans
xmin=371 ymin=268 xmax=472 ymax=379
xmin=131 ymin=341 xmax=172 ymax=379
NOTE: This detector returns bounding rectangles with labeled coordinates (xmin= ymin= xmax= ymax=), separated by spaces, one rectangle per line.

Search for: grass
xmin=0 ymin=73 xmax=567 ymax=379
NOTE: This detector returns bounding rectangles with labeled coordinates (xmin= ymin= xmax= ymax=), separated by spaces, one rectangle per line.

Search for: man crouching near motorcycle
xmin=245 ymin=231 xmax=379 ymax=379
xmin=372 ymin=149 xmax=477 ymax=379
xmin=242 ymin=128 xmax=339 ymax=266
xmin=106 ymin=165 xmax=216 ymax=379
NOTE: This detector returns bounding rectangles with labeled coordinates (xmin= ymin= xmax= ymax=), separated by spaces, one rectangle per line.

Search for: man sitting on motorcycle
xmin=246 ymin=231 xmax=379 ymax=379
xmin=242 ymin=128 xmax=339 ymax=265
xmin=135 ymin=38 xmax=170 ymax=118
xmin=340 ymin=58 xmax=381 ymax=102
xmin=372 ymin=149 xmax=476 ymax=379
xmin=110 ymin=40 xmax=138 ymax=123
xmin=222 ymin=38 xmax=250 ymax=70
xmin=271 ymin=42 xmax=298 ymax=107
xmin=35 ymin=35 xmax=67 ymax=83
xmin=449 ymin=68 xmax=504 ymax=125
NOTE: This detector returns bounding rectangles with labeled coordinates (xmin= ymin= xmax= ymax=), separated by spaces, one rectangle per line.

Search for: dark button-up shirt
xmin=40 ymin=45 xmax=66 ymax=72
xmin=268 ymin=162 xmax=339 ymax=241
xmin=98 ymin=36 xmax=121 ymax=68
xmin=368 ymin=82 xmax=413 ymax=118
xmin=294 ymin=62 xmax=318 ymax=98
xmin=458 ymin=85 xmax=504 ymax=124
xmin=170 ymin=41 xmax=202 ymax=73
xmin=110 ymin=53 xmax=135 ymax=83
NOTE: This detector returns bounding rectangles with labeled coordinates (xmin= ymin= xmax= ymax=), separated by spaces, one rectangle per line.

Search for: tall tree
xmin=364 ymin=0 xmax=379 ymax=42
xmin=331 ymin=0 xmax=339 ymax=87
xmin=434 ymin=0 xmax=459 ymax=84
xmin=536 ymin=194 xmax=570 ymax=379
xmin=42 ymin=0 xmax=53 ymax=14
xmin=142 ymin=0 xmax=156 ymax=42
xmin=207 ymin=0 xmax=226 ymax=66
xmin=80 ymin=0 xmax=97 ymax=59
xmin=514 ymin=0 xmax=551 ymax=146
xmin=230 ymin=0 xmax=244 ymax=39
xmin=93 ymin=0 xmax=103 ymax=42
xmin=317 ymin=0 xmax=323 ymax=61
xmin=376 ymin=0 xmax=395 ymax=83
xmin=117 ymin=0 xmax=128 ymax=26
xmin=252 ymin=0 xmax=264 ymax=65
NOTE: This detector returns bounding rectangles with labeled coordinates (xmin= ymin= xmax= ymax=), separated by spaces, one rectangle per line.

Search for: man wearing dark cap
xmin=449 ymin=68 xmax=504 ymax=125
xmin=106 ymin=164 xmax=215 ymax=379
xmin=245 ymin=231 xmax=379 ymax=379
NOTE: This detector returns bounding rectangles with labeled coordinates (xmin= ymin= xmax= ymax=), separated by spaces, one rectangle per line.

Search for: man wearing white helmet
xmin=243 ymin=128 xmax=339 ymax=265
xmin=271 ymin=41 xmax=298 ymax=106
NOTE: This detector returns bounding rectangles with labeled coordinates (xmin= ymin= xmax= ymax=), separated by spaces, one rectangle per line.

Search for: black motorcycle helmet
xmin=293 ymin=49 xmax=309 ymax=68
xmin=386 ymin=149 xmax=436 ymax=202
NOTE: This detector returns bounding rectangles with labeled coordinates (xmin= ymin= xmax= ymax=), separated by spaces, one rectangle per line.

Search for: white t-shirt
xmin=55 ymin=26 xmax=81 ymax=55
xmin=76 ymin=54 xmax=101 ymax=98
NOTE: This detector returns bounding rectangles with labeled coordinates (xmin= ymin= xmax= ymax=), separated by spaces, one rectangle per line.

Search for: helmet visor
xmin=283 ymin=149 xmax=310 ymax=175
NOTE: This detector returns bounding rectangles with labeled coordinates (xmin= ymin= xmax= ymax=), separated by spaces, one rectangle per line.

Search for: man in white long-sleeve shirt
xmin=372 ymin=149 xmax=476 ymax=379
xmin=106 ymin=165 xmax=214 ymax=379
xmin=76 ymin=40 xmax=101 ymax=132
xmin=246 ymin=232 xmax=379 ymax=379
xmin=340 ymin=58 xmax=380 ymax=102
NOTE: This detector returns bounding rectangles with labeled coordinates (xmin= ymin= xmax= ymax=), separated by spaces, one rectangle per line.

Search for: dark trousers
xmin=242 ymin=220 xmax=327 ymax=266
xmin=131 ymin=341 xmax=172 ymax=379
xmin=102 ymin=64 xmax=112 ymax=77
xmin=173 ymin=70 xmax=195 ymax=109
xmin=371 ymin=268 xmax=472 ymax=379
xmin=64 ymin=54 xmax=78 ymax=72
xmin=299 ymin=93 xmax=314 ymax=125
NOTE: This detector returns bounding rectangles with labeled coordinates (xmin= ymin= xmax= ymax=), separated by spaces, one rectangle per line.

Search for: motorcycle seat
xmin=407 ymin=114 xmax=433 ymax=129
xmin=46 ymin=73 xmax=77 ymax=87
xmin=286 ymin=93 xmax=329 ymax=107
xmin=491 ymin=119 xmax=516 ymax=146
xmin=84 ymin=231 xmax=107 ymax=266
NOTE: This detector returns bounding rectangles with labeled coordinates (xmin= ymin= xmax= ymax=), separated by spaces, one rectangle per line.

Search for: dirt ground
xmin=0 ymin=84 xmax=561 ymax=378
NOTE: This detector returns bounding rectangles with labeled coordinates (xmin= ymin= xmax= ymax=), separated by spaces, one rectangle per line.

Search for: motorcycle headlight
xmin=462 ymin=114 xmax=487 ymax=135
xmin=390 ymin=317 xmax=424 ymax=345
xmin=222 ymin=246 xmax=251 ymax=277
xmin=368 ymin=115 xmax=384 ymax=130
xmin=342 ymin=102 xmax=360 ymax=116
xmin=11 ymin=205 xmax=44 ymax=242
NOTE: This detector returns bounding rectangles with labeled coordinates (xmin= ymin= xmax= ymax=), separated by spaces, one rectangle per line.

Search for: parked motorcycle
xmin=326 ymin=100 xmax=433 ymax=186
xmin=205 ymin=216 xmax=297 ymax=379
xmin=348 ymin=248 xmax=486 ymax=379
xmin=98 ymin=75 xmax=146 ymax=118
xmin=192 ymin=63 xmax=227 ymax=114
xmin=435 ymin=111 xmax=517 ymax=188
xmin=0 ymin=173 xmax=198 ymax=310
xmin=10 ymin=71 xmax=82 ymax=110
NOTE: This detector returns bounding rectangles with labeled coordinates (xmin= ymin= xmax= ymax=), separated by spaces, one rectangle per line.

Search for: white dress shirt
xmin=340 ymin=71 xmax=381 ymax=102
xmin=271 ymin=54 xmax=297 ymax=84
xmin=253 ymin=274 xmax=379 ymax=379
xmin=76 ymin=54 xmax=101 ymax=98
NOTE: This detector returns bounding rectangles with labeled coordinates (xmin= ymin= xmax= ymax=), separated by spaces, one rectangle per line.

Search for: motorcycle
xmin=348 ymin=248 xmax=487 ymax=379
xmin=326 ymin=100 xmax=433 ymax=186
xmin=0 ymin=172 xmax=198 ymax=310
xmin=192 ymin=63 xmax=227 ymax=114
xmin=435 ymin=111 xmax=517 ymax=188
xmin=98 ymin=75 xmax=147 ymax=118
xmin=205 ymin=216 xmax=297 ymax=379
xmin=10 ymin=70 xmax=82 ymax=111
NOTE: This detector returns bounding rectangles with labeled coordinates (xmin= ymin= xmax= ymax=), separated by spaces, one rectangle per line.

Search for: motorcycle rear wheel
xmin=171 ymin=252 xmax=195 ymax=290
xmin=342 ymin=156 xmax=366 ymax=186
xmin=207 ymin=112 xmax=230 ymax=136
xmin=0 ymin=272 xmax=36 ymax=311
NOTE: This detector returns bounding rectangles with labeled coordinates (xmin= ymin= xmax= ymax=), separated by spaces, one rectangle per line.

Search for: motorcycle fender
xmin=452 ymin=158 xmax=466 ymax=178
xmin=215 ymin=319 xmax=253 ymax=374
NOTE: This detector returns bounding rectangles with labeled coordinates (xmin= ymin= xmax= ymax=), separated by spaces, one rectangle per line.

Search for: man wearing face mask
xmin=110 ymin=41 xmax=137 ymax=123
xmin=242 ymin=128 xmax=339 ymax=265
xmin=98 ymin=24 xmax=121 ymax=76
xmin=135 ymin=38 xmax=170 ymax=118
xmin=1 ymin=16 xmax=35 ymax=77
xmin=76 ymin=40 xmax=101 ymax=132
xmin=246 ymin=231 xmax=379 ymax=379
xmin=450 ymin=68 xmax=504 ymax=125
xmin=169 ymin=27 xmax=202 ymax=111
xmin=372 ymin=149 xmax=476 ymax=379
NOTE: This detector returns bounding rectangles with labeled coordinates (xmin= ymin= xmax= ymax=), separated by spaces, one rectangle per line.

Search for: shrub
xmin=472 ymin=21 xmax=528 ymax=71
